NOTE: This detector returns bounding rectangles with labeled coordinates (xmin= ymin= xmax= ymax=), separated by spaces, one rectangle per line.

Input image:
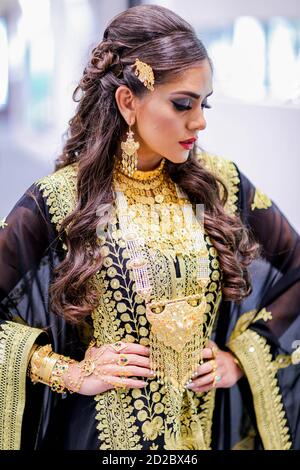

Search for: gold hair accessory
xmin=133 ymin=58 xmax=155 ymax=91
xmin=120 ymin=125 xmax=140 ymax=177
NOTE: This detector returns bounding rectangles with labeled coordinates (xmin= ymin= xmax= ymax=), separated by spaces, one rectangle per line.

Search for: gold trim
xmin=198 ymin=151 xmax=240 ymax=215
xmin=292 ymin=346 xmax=300 ymax=365
xmin=0 ymin=217 xmax=8 ymax=229
xmin=251 ymin=188 xmax=272 ymax=211
xmin=0 ymin=321 xmax=45 ymax=449
xmin=228 ymin=329 xmax=292 ymax=450
xmin=36 ymin=164 xmax=78 ymax=233
xmin=230 ymin=307 xmax=272 ymax=342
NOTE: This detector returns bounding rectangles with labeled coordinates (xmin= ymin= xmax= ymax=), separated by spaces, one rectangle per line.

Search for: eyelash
xmin=172 ymin=101 xmax=212 ymax=112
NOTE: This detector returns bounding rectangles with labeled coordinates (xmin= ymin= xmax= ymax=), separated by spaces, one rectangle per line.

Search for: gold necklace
xmin=115 ymin=174 xmax=211 ymax=392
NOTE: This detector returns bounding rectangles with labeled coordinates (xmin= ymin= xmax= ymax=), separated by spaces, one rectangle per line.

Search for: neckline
xmin=115 ymin=158 xmax=166 ymax=181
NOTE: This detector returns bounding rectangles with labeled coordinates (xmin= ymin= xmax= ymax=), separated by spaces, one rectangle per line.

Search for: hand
xmin=63 ymin=341 xmax=155 ymax=396
xmin=186 ymin=340 xmax=244 ymax=394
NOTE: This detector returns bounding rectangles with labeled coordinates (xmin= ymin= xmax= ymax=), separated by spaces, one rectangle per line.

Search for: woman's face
xmin=134 ymin=59 xmax=213 ymax=166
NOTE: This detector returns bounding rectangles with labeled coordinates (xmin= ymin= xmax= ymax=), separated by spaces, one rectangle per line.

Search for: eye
xmin=201 ymin=100 xmax=212 ymax=109
xmin=172 ymin=99 xmax=193 ymax=111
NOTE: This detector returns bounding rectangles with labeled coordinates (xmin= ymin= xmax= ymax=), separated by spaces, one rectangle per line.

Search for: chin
xmin=164 ymin=152 xmax=189 ymax=165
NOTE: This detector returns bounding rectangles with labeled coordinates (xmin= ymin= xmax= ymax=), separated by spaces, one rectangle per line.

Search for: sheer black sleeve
xmin=239 ymin=171 xmax=300 ymax=338
xmin=0 ymin=184 xmax=56 ymax=308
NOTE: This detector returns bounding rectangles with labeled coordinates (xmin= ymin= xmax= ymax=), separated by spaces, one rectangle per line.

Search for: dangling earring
xmin=120 ymin=125 xmax=140 ymax=177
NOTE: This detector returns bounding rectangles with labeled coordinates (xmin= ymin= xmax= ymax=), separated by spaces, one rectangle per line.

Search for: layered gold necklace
xmin=113 ymin=159 xmax=211 ymax=391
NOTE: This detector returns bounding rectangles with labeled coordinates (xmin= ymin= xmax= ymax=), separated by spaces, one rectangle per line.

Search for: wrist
xmin=28 ymin=344 xmax=76 ymax=393
xmin=232 ymin=354 xmax=245 ymax=378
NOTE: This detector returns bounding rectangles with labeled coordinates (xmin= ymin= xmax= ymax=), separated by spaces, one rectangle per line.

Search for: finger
xmin=100 ymin=353 xmax=151 ymax=369
xmin=193 ymin=360 xmax=215 ymax=378
xmin=201 ymin=347 xmax=214 ymax=360
xmin=189 ymin=372 xmax=215 ymax=389
xmin=101 ymin=364 xmax=155 ymax=378
xmin=108 ymin=343 xmax=150 ymax=356
xmin=102 ymin=375 xmax=148 ymax=389
xmin=192 ymin=384 xmax=214 ymax=393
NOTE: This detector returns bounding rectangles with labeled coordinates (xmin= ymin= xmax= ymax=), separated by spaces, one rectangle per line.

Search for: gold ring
xmin=211 ymin=345 xmax=219 ymax=359
xmin=111 ymin=341 xmax=127 ymax=353
xmin=114 ymin=376 xmax=127 ymax=389
xmin=117 ymin=354 xmax=129 ymax=366
xmin=118 ymin=369 xmax=130 ymax=377
xmin=212 ymin=373 xmax=222 ymax=387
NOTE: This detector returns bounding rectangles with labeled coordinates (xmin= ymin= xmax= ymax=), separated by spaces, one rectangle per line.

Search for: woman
xmin=0 ymin=4 xmax=300 ymax=450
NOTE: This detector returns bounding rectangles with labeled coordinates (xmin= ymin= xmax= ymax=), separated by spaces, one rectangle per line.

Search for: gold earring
xmin=120 ymin=125 xmax=140 ymax=177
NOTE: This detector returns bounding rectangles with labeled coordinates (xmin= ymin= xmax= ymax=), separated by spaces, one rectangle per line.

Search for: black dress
xmin=0 ymin=151 xmax=299 ymax=450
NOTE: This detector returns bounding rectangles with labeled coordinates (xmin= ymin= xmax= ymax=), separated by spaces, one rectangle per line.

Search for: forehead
xmin=157 ymin=61 xmax=212 ymax=95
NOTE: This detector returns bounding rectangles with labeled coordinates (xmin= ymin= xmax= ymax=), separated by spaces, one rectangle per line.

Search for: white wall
xmin=146 ymin=0 xmax=300 ymax=28
xmin=201 ymin=99 xmax=300 ymax=232
xmin=145 ymin=0 xmax=300 ymax=232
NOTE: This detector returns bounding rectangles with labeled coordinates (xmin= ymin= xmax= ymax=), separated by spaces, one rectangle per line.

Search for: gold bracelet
xmin=26 ymin=343 xmax=39 ymax=378
xmin=50 ymin=356 xmax=75 ymax=394
xmin=40 ymin=352 xmax=62 ymax=385
xmin=29 ymin=344 xmax=53 ymax=384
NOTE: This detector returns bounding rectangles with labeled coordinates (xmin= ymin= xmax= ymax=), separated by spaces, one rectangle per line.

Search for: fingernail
xmin=185 ymin=383 xmax=194 ymax=389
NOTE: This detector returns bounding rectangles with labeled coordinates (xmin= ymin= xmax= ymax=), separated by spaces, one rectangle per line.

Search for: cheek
xmin=138 ymin=108 xmax=181 ymax=144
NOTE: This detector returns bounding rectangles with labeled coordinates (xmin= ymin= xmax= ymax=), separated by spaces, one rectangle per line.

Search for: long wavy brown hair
xmin=52 ymin=4 xmax=260 ymax=323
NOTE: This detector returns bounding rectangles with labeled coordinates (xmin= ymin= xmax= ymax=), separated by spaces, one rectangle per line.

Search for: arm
xmin=0 ymin=184 xmax=55 ymax=449
xmin=225 ymin=170 xmax=300 ymax=450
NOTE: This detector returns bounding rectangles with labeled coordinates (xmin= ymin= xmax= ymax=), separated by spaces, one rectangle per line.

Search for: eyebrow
xmin=170 ymin=90 xmax=213 ymax=99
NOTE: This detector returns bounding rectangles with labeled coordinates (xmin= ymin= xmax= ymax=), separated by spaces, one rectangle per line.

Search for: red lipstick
xmin=179 ymin=137 xmax=197 ymax=150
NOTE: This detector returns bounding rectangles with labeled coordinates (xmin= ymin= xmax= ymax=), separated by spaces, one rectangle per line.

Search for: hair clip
xmin=133 ymin=58 xmax=155 ymax=91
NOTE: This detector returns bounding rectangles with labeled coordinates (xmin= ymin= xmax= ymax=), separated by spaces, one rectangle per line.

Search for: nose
xmin=187 ymin=108 xmax=207 ymax=132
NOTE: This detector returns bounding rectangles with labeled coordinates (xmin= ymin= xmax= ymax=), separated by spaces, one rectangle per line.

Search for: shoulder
xmin=35 ymin=163 xmax=78 ymax=232
xmin=195 ymin=149 xmax=240 ymax=215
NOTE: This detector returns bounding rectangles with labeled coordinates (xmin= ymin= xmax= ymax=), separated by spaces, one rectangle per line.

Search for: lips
xmin=179 ymin=137 xmax=197 ymax=150
xmin=179 ymin=137 xmax=197 ymax=144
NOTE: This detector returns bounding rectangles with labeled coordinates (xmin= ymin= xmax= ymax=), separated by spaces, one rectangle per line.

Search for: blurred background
xmin=0 ymin=0 xmax=300 ymax=230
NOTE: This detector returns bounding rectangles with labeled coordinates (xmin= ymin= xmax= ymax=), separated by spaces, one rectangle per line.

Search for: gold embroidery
xmin=274 ymin=355 xmax=292 ymax=370
xmin=230 ymin=307 xmax=272 ymax=342
xmin=0 ymin=218 xmax=7 ymax=229
xmin=91 ymin=208 xmax=222 ymax=449
xmin=232 ymin=428 xmax=256 ymax=450
xmin=39 ymin=161 xmax=223 ymax=450
xmin=36 ymin=164 xmax=78 ymax=233
xmin=197 ymin=150 xmax=240 ymax=215
xmin=251 ymin=188 xmax=272 ymax=211
xmin=0 ymin=321 xmax=44 ymax=450
xmin=228 ymin=329 xmax=292 ymax=450
xmin=292 ymin=346 xmax=300 ymax=365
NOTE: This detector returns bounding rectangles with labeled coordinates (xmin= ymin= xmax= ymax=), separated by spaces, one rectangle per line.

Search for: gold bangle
xmin=29 ymin=344 xmax=53 ymax=384
xmin=39 ymin=353 xmax=61 ymax=384
xmin=27 ymin=343 xmax=39 ymax=377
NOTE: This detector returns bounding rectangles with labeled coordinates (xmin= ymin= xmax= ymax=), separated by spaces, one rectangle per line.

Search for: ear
xmin=115 ymin=85 xmax=137 ymax=126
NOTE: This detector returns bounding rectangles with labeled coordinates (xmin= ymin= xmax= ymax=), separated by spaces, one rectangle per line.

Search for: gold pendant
xmin=146 ymin=294 xmax=207 ymax=353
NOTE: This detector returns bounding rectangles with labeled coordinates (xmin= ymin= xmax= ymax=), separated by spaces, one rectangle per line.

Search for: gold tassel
xmin=120 ymin=125 xmax=140 ymax=177
xmin=146 ymin=294 xmax=207 ymax=391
